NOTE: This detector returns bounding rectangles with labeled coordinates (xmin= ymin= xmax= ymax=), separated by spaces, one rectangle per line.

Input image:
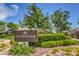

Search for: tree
xmin=0 ymin=21 xmax=6 ymax=31
xmin=19 ymin=20 xmax=25 ymax=29
xmin=23 ymin=4 xmax=52 ymax=31
xmin=77 ymin=18 xmax=79 ymax=29
xmin=77 ymin=18 xmax=79 ymax=25
xmin=51 ymin=9 xmax=72 ymax=33
xmin=7 ymin=22 xmax=20 ymax=32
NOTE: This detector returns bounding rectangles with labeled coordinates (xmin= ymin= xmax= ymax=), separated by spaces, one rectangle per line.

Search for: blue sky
xmin=0 ymin=3 xmax=79 ymax=29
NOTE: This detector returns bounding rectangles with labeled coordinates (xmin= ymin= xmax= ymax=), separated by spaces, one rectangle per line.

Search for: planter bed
xmin=43 ymin=45 xmax=79 ymax=56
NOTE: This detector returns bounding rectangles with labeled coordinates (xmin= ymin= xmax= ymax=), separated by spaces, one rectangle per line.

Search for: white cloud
xmin=0 ymin=4 xmax=19 ymax=20
xmin=11 ymin=4 xmax=19 ymax=10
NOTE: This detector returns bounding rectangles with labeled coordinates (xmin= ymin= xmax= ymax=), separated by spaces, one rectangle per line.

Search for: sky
xmin=0 ymin=3 xmax=79 ymax=29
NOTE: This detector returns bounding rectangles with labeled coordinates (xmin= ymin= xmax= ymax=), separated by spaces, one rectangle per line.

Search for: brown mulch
xmin=31 ymin=48 xmax=52 ymax=56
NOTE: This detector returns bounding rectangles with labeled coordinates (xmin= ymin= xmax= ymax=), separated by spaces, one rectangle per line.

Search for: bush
xmin=10 ymin=40 xmax=16 ymax=46
xmin=0 ymin=43 xmax=7 ymax=48
xmin=41 ymin=40 xmax=79 ymax=47
xmin=1 ymin=34 xmax=14 ymax=40
xmin=71 ymin=36 xmax=77 ymax=39
xmin=36 ymin=34 xmax=67 ymax=46
xmin=38 ymin=34 xmax=66 ymax=42
xmin=63 ymin=40 xmax=79 ymax=46
xmin=10 ymin=43 xmax=35 ymax=56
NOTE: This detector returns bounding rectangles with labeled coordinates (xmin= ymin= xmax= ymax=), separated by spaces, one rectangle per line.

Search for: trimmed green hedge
xmin=38 ymin=34 xmax=67 ymax=42
xmin=41 ymin=40 xmax=79 ymax=47
xmin=36 ymin=34 xmax=67 ymax=46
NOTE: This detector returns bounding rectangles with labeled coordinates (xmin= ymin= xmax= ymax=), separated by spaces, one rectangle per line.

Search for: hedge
xmin=38 ymin=34 xmax=67 ymax=42
xmin=36 ymin=34 xmax=67 ymax=46
xmin=41 ymin=40 xmax=79 ymax=47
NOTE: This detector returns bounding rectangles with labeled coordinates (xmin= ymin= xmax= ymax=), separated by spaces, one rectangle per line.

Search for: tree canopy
xmin=51 ymin=9 xmax=72 ymax=33
xmin=0 ymin=21 xmax=6 ymax=31
xmin=23 ymin=4 xmax=52 ymax=31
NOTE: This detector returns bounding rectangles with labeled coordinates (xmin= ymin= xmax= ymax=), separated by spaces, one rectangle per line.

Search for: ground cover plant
xmin=0 ymin=43 xmax=7 ymax=48
xmin=45 ymin=46 xmax=79 ymax=56
xmin=0 ymin=42 xmax=9 ymax=53
xmin=9 ymin=43 xmax=36 ymax=56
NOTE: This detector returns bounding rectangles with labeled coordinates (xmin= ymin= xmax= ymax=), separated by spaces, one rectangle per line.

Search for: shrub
xmin=0 ymin=43 xmax=7 ymax=48
xmin=61 ymin=47 xmax=72 ymax=52
xmin=38 ymin=34 xmax=66 ymax=42
xmin=71 ymin=36 xmax=77 ymax=39
xmin=45 ymin=46 xmax=79 ymax=56
xmin=63 ymin=40 xmax=79 ymax=46
xmin=51 ymin=48 xmax=60 ymax=54
xmin=37 ymin=34 xmax=67 ymax=46
xmin=76 ymin=48 xmax=79 ymax=56
xmin=10 ymin=40 xmax=16 ymax=46
xmin=10 ymin=43 xmax=35 ymax=56
xmin=1 ymin=34 xmax=14 ymax=40
xmin=41 ymin=40 xmax=79 ymax=47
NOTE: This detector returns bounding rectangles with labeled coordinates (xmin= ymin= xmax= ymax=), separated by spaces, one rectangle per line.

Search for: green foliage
xmin=10 ymin=40 xmax=16 ymax=46
xmin=37 ymin=34 xmax=67 ymax=46
xmin=1 ymin=34 xmax=14 ymax=40
xmin=41 ymin=40 xmax=79 ymax=47
xmin=10 ymin=43 xmax=35 ymax=56
xmin=51 ymin=9 xmax=71 ymax=33
xmin=63 ymin=40 xmax=79 ymax=46
xmin=52 ymin=48 xmax=59 ymax=54
xmin=76 ymin=48 xmax=79 ymax=56
xmin=45 ymin=46 xmax=79 ymax=56
xmin=23 ymin=4 xmax=52 ymax=31
xmin=61 ymin=47 xmax=72 ymax=53
xmin=7 ymin=22 xmax=20 ymax=31
xmin=0 ymin=43 xmax=7 ymax=48
xmin=71 ymin=36 xmax=77 ymax=38
xmin=0 ymin=21 xmax=6 ymax=31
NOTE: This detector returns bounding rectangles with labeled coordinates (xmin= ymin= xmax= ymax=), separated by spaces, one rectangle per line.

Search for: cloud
xmin=11 ymin=4 xmax=19 ymax=10
xmin=0 ymin=4 xmax=19 ymax=20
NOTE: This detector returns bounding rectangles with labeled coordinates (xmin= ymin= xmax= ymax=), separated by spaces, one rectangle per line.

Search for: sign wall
xmin=14 ymin=30 xmax=38 ymax=42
